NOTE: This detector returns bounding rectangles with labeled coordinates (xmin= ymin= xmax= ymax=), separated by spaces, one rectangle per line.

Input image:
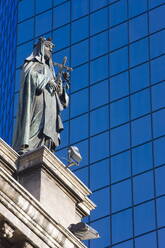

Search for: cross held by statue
xmin=53 ymin=56 xmax=73 ymax=72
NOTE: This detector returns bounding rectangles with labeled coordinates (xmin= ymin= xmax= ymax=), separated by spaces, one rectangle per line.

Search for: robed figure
xmin=13 ymin=37 xmax=69 ymax=154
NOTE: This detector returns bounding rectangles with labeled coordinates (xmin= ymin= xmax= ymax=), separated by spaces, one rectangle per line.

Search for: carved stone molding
xmin=0 ymin=222 xmax=14 ymax=239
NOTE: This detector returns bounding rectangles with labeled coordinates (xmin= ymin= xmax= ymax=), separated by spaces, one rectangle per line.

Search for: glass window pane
xmin=111 ymin=124 xmax=130 ymax=155
xmin=35 ymin=11 xmax=52 ymax=37
xmin=53 ymin=25 xmax=70 ymax=50
xmin=131 ymin=115 xmax=152 ymax=146
xmin=135 ymin=232 xmax=157 ymax=248
xmin=90 ymin=55 xmax=108 ymax=84
xmin=70 ymin=88 xmax=88 ymax=118
xmin=114 ymin=240 xmax=134 ymax=248
xmin=36 ymin=0 xmax=52 ymax=14
xmin=53 ymin=0 xmax=66 ymax=6
xmin=61 ymin=102 xmax=69 ymax=121
xmin=110 ymin=72 xmax=129 ymax=101
xmin=70 ymin=114 xmax=88 ymax=143
xmin=110 ymin=97 xmax=129 ymax=127
xmin=134 ymin=201 xmax=156 ymax=235
xmin=90 ymin=80 xmax=109 ymax=110
xmin=111 ymin=151 xmax=131 ymax=183
xmin=155 ymin=166 xmax=165 ymax=197
xmin=71 ymin=40 xmax=89 ymax=67
xmin=90 ymin=187 xmax=110 ymax=221
xmin=158 ymin=228 xmax=165 ymax=248
xmin=90 ymin=0 xmax=107 ymax=11
xmin=109 ymin=0 xmax=128 ymax=27
xmin=151 ymin=56 xmax=165 ymax=84
xmin=132 ymin=143 xmax=153 ymax=175
xmin=129 ymin=14 xmax=148 ymax=42
xmin=15 ymin=69 xmax=21 ymax=92
xmin=128 ymin=0 xmax=147 ymax=18
xmin=150 ymin=30 xmax=165 ymax=59
xmin=130 ymin=63 xmax=149 ymax=93
xmin=53 ymin=47 xmax=70 ymax=64
xmin=90 ymin=159 xmax=110 ymax=191
xmin=112 ymin=209 xmax=133 ymax=244
xmin=154 ymin=137 xmax=165 ymax=167
xmin=131 ymin=89 xmax=151 ymax=119
xmin=152 ymin=82 xmax=165 ymax=111
xmin=72 ymin=0 xmax=89 ymax=20
xmin=90 ymin=217 xmax=111 ymax=248
xmin=112 ymin=179 xmax=132 ymax=212
xmin=90 ymin=131 xmax=109 ymax=163
xmin=133 ymin=171 xmax=154 ymax=204
xmin=17 ymin=19 xmax=34 ymax=44
xmin=71 ymin=16 xmax=89 ymax=43
xmin=90 ymin=31 xmax=108 ymax=60
xmin=75 ymin=167 xmax=89 ymax=186
xmin=149 ymin=5 xmax=165 ymax=33
xmin=18 ymin=0 xmax=34 ymax=22
xmin=110 ymin=47 xmax=128 ymax=75
xmin=110 ymin=23 xmax=128 ymax=51
xmin=90 ymin=106 xmax=109 ymax=136
xmin=16 ymin=41 xmax=33 ymax=68
xmin=90 ymin=8 xmax=108 ymax=35
xmin=53 ymin=2 xmax=70 ymax=28
xmin=60 ymin=121 xmax=69 ymax=148
xmin=157 ymin=196 xmax=165 ymax=228
xmin=149 ymin=0 xmax=164 ymax=8
xmin=130 ymin=38 xmax=149 ymax=67
xmin=71 ymin=63 xmax=89 ymax=93
xmin=153 ymin=109 xmax=165 ymax=138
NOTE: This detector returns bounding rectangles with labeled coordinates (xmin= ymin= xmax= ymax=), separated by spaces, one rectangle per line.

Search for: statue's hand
xmin=48 ymin=79 xmax=56 ymax=88
xmin=46 ymin=80 xmax=57 ymax=95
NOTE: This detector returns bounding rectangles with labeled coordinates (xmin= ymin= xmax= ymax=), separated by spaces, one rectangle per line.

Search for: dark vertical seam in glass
xmin=127 ymin=0 xmax=135 ymax=246
xmin=88 ymin=0 xmax=91 ymax=191
xmin=68 ymin=0 xmax=71 ymax=153
xmin=11 ymin=1 xmax=19 ymax=144
xmin=108 ymin=1 xmax=112 ymax=247
xmin=34 ymin=0 xmax=36 ymax=45
xmin=51 ymin=0 xmax=53 ymax=38
xmin=147 ymin=1 xmax=159 ymax=247
xmin=88 ymin=4 xmax=91 ymax=248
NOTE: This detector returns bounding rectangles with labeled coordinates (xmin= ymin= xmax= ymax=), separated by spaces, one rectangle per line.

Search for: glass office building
xmin=2 ymin=0 xmax=165 ymax=247
xmin=0 ymin=0 xmax=18 ymax=144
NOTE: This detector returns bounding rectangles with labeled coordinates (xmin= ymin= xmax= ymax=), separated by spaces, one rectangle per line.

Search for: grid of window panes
xmin=0 ymin=0 xmax=18 ymax=144
xmin=15 ymin=0 xmax=165 ymax=247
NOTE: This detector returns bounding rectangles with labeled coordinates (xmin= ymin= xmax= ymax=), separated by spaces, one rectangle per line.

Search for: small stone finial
xmin=0 ymin=222 xmax=15 ymax=239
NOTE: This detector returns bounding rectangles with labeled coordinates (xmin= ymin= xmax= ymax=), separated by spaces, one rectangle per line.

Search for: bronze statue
xmin=13 ymin=37 xmax=71 ymax=154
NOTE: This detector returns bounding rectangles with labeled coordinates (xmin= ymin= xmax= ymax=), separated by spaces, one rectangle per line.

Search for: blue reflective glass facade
xmin=0 ymin=0 xmax=18 ymax=144
xmin=9 ymin=0 xmax=165 ymax=247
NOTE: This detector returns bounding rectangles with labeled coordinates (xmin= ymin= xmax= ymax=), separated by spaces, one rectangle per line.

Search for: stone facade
xmin=0 ymin=139 xmax=96 ymax=247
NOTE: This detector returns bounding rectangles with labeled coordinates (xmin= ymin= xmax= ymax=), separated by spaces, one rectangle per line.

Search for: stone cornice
xmin=0 ymin=165 xmax=87 ymax=248
xmin=0 ymin=139 xmax=18 ymax=175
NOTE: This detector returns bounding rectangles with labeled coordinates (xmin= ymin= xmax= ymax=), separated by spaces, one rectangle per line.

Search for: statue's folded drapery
xmin=13 ymin=38 xmax=69 ymax=154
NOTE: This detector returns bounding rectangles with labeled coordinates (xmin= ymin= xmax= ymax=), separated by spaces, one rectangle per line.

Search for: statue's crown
xmin=34 ymin=37 xmax=55 ymax=48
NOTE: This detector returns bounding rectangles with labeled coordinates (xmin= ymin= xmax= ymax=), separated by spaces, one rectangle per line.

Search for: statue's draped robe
xmin=13 ymin=60 xmax=69 ymax=152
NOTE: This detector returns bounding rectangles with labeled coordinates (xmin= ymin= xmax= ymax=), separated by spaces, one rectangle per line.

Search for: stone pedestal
xmin=17 ymin=146 xmax=95 ymax=228
xmin=0 ymin=138 xmax=96 ymax=248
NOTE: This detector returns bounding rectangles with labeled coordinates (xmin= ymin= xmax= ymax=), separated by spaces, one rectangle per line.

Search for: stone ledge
xmin=0 ymin=166 xmax=87 ymax=248
xmin=0 ymin=139 xmax=18 ymax=175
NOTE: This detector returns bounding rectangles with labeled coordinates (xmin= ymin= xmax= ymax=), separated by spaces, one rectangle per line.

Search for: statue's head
xmin=34 ymin=37 xmax=55 ymax=63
